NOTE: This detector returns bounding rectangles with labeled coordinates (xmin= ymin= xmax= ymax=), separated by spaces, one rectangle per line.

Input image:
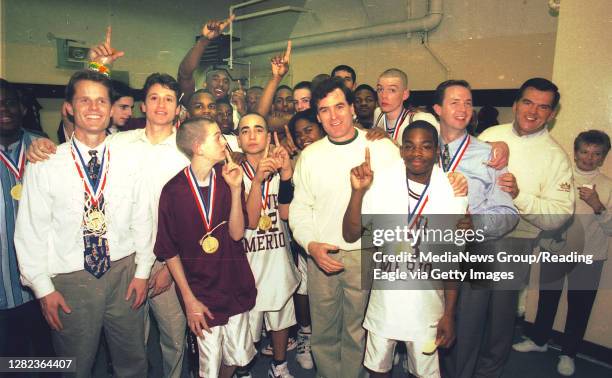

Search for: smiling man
xmin=15 ymin=70 xmax=155 ymax=377
xmin=452 ymin=78 xmax=574 ymax=378
xmin=289 ymin=77 xmax=400 ymax=378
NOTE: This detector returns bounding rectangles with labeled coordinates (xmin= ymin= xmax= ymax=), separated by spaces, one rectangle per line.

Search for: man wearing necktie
xmin=15 ymin=70 xmax=155 ymax=378
xmin=432 ymin=80 xmax=520 ymax=378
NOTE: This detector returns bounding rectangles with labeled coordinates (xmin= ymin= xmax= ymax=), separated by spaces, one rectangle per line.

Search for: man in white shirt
xmin=289 ymin=77 xmax=401 ymax=378
xmin=15 ymin=70 xmax=154 ymax=377
xmin=111 ymin=73 xmax=190 ymax=378
xmin=25 ymin=48 xmax=189 ymax=378
xmin=465 ymin=78 xmax=575 ymax=378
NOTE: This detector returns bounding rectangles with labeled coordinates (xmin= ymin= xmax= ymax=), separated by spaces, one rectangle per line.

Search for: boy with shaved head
xmin=155 ymin=117 xmax=256 ymax=378
xmin=236 ymin=113 xmax=299 ymax=377
xmin=374 ymin=68 xmax=439 ymax=144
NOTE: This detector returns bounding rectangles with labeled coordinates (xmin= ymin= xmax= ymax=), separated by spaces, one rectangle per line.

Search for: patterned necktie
xmin=441 ymin=144 xmax=451 ymax=171
xmin=83 ymin=150 xmax=110 ymax=278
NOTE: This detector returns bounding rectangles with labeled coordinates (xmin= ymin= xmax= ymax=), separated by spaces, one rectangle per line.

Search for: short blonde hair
xmin=176 ymin=116 xmax=216 ymax=159
xmin=378 ymin=68 xmax=408 ymax=89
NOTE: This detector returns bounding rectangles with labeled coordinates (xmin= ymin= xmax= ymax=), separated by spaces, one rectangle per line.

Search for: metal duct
xmin=234 ymin=0 xmax=443 ymax=57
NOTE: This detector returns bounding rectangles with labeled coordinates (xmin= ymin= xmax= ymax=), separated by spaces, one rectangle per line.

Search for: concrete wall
xmin=234 ymin=0 xmax=558 ymax=89
xmin=524 ymin=0 xmax=612 ymax=350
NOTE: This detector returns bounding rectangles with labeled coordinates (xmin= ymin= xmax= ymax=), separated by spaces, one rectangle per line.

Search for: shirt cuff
xmin=301 ymin=238 xmax=315 ymax=255
xmin=32 ymin=276 xmax=56 ymax=299
xmin=513 ymin=190 xmax=529 ymax=213
xmin=134 ymin=261 xmax=153 ymax=279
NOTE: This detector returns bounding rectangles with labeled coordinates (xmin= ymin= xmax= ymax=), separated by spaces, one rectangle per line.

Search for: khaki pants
xmin=52 ymin=255 xmax=146 ymax=378
xmin=307 ymin=249 xmax=371 ymax=378
xmin=144 ymin=260 xmax=186 ymax=378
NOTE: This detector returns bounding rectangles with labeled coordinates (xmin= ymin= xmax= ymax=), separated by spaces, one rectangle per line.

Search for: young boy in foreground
xmin=154 ymin=117 xmax=256 ymax=378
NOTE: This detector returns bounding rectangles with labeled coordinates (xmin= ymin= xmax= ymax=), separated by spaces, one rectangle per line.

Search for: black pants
xmin=443 ymin=237 xmax=534 ymax=378
xmin=0 ymin=299 xmax=55 ymax=358
xmin=529 ymin=260 xmax=603 ymax=357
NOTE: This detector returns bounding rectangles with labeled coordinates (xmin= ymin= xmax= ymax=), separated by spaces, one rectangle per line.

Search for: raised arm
xmin=222 ymin=150 xmax=247 ymax=240
xmin=256 ymin=41 xmax=291 ymax=117
xmin=343 ymin=148 xmax=373 ymax=243
xmin=177 ymin=15 xmax=234 ymax=102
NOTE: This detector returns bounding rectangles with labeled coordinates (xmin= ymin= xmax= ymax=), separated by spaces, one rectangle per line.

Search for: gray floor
xmin=92 ymin=318 xmax=610 ymax=378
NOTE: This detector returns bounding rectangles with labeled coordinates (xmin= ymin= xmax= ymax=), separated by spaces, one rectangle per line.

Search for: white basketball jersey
xmin=242 ymin=171 xmax=300 ymax=311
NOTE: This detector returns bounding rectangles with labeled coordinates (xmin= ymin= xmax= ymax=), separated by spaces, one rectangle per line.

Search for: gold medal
xmin=200 ymin=235 xmax=219 ymax=254
xmin=10 ymin=183 xmax=22 ymax=201
xmin=258 ymin=215 xmax=272 ymax=231
xmin=84 ymin=209 xmax=106 ymax=234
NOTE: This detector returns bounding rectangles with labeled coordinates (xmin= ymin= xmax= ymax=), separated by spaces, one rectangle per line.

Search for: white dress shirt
xmin=15 ymin=136 xmax=155 ymax=299
xmin=110 ymin=128 xmax=190 ymax=230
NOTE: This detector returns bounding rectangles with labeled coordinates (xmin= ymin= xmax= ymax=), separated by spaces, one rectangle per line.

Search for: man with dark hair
xmin=273 ymin=85 xmax=295 ymax=114
xmin=215 ymin=98 xmax=241 ymax=152
xmin=469 ymin=77 xmax=574 ymax=378
xmin=188 ymin=89 xmax=217 ymax=119
xmin=15 ymin=70 xmax=154 ymax=377
xmin=177 ymin=16 xmax=234 ymax=103
xmin=331 ymin=64 xmax=357 ymax=91
xmin=433 ymin=79 xmax=521 ymax=378
xmin=292 ymin=81 xmax=312 ymax=112
xmin=215 ymin=98 xmax=234 ymax=134
xmin=108 ymin=79 xmax=135 ymax=134
xmin=290 ymin=77 xmax=401 ymax=378
xmin=0 ymin=78 xmax=55 ymax=360
xmin=246 ymin=86 xmax=263 ymax=113
xmin=116 ymin=72 xmax=189 ymax=378
xmin=343 ymin=120 xmax=467 ymax=378
xmin=177 ymin=16 xmax=245 ymax=127
xmin=354 ymin=84 xmax=377 ymax=129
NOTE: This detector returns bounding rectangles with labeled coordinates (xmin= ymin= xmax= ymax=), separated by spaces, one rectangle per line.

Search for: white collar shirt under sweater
xmin=289 ymin=128 xmax=401 ymax=252
xmin=15 ymin=138 xmax=155 ymax=299
xmin=478 ymin=123 xmax=575 ymax=239
xmin=362 ymin=162 xmax=467 ymax=341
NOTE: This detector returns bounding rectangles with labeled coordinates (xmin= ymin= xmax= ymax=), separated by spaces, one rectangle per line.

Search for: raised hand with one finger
xmin=202 ymin=14 xmax=235 ymax=41
xmin=350 ymin=147 xmax=374 ymax=192
xmin=88 ymin=26 xmax=125 ymax=67
xmin=270 ymin=41 xmax=291 ymax=79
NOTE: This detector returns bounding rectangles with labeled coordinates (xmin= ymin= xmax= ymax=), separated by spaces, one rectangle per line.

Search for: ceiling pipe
xmin=234 ymin=0 xmax=443 ymax=58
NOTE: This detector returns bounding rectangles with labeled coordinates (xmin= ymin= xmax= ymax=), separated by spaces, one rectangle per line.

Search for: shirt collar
xmin=138 ymin=127 xmax=177 ymax=146
xmin=440 ymin=130 xmax=469 ymax=155
xmin=511 ymin=123 xmax=548 ymax=138
xmin=72 ymin=136 xmax=106 ymax=162
xmin=0 ymin=130 xmax=25 ymax=152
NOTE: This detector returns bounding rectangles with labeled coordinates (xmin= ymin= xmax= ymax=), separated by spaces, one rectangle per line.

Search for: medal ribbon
xmin=440 ymin=134 xmax=471 ymax=173
xmin=241 ymin=160 xmax=272 ymax=211
xmin=407 ymin=181 xmax=432 ymax=229
xmin=184 ymin=166 xmax=216 ymax=232
xmin=384 ymin=108 xmax=410 ymax=142
xmin=0 ymin=140 xmax=25 ymax=180
xmin=70 ymin=139 xmax=109 ymax=207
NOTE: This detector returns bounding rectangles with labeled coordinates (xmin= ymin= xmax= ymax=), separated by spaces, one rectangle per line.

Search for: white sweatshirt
xmin=289 ymin=128 xmax=401 ymax=252
xmin=479 ymin=123 xmax=575 ymax=239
